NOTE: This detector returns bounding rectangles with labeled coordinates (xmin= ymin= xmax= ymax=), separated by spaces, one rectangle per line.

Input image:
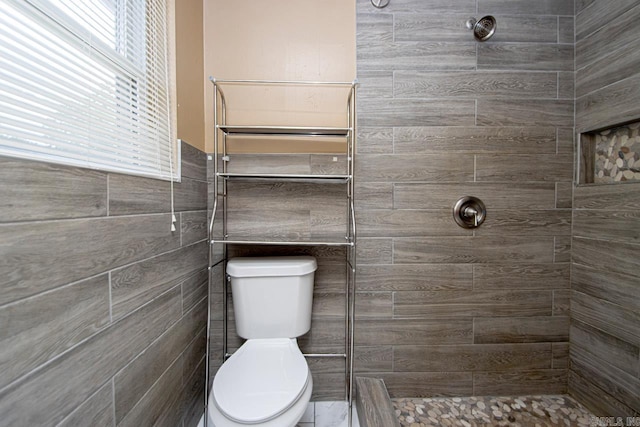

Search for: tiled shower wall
xmin=0 ymin=141 xmax=208 ymax=426
xmin=570 ymin=0 xmax=640 ymax=417
xmin=354 ymin=0 xmax=575 ymax=396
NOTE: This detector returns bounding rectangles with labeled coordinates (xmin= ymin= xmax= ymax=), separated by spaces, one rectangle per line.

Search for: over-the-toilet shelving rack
xmin=206 ymin=78 xmax=358 ymax=425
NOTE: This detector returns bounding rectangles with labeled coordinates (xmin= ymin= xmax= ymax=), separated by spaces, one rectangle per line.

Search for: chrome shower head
xmin=466 ymin=15 xmax=497 ymax=42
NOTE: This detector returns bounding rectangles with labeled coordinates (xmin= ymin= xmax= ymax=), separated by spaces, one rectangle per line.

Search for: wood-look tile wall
xmin=0 ymin=141 xmax=208 ymax=427
xmin=355 ymin=0 xmax=574 ymax=397
xmin=570 ymin=0 xmax=640 ymax=417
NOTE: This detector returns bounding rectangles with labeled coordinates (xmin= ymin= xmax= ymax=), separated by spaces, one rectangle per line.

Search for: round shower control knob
xmin=453 ymin=196 xmax=487 ymax=229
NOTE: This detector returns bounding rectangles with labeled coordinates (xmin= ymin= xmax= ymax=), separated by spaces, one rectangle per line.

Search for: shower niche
xmin=579 ymin=119 xmax=640 ymax=184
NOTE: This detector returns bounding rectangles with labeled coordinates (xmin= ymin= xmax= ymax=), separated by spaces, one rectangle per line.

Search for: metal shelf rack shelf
xmin=205 ymin=78 xmax=358 ymax=426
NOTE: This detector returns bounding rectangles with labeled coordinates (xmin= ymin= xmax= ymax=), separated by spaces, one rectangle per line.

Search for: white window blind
xmin=0 ymin=0 xmax=178 ymax=180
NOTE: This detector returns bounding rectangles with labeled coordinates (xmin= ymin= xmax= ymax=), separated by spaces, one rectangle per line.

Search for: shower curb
xmin=355 ymin=377 xmax=399 ymax=427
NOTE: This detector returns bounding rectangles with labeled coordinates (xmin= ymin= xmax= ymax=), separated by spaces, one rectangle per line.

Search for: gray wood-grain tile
xmin=394 ymin=71 xmax=558 ymax=98
xmin=355 ymin=346 xmax=393 ymax=372
xmin=473 ymin=263 xmax=570 ymax=290
xmin=393 ymin=236 xmax=555 ymax=264
xmin=576 ymin=74 xmax=640 ymax=132
xmin=357 ymin=154 xmax=474 ymax=182
xmin=357 ymin=42 xmax=476 ymax=71
xmin=357 ymin=209 xmax=470 ymax=237
xmin=311 ymin=292 xmax=348 ymax=318
xmin=576 ymin=0 xmax=639 ymax=42
xmin=556 ymin=182 xmax=573 ymax=208
xmin=180 ymin=141 xmax=207 ymax=181
xmin=570 ymin=346 xmax=640 ymax=411
xmin=355 ymin=183 xmax=393 ymax=209
xmin=474 ymin=316 xmax=569 ymax=344
xmin=118 ymin=355 xmax=183 ymax=427
xmin=394 ymin=182 xmax=557 ymax=210
xmin=473 ymin=370 xmax=567 ymax=396
xmin=0 ymin=287 xmax=181 ymax=426
xmin=393 ymin=343 xmax=552 ymax=372
xmin=357 ymin=264 xmax=473 ymax=291
xmin=357 ymin=127 xmax=393 ymax=154
xmin=574 ymin=209 xmax=640 ymax=243
xmin=573 ymin=237 xmax=640 ymax=279
xmin=556 ymin=127 xmax=575 ymax=154
xmin=478 ymin=44 xmax=574 ymax=71
xmin=576 ymin=36 xmax=640 ymax=98
xmin=225 ymin=209 xmax=311 ymax=240
xmin=571 ymin=319 xmax=639 ymax=377
xmin=110 ymin=241 xmax=207 ymax=320
xmin=0 ymin=274 xmax=109 ymax=389
xmin=574 ymin=183 xmax=640 ymax=210
xmin=572 ymin=290 xmax=640 ymax=347
xmin=56 ymin=382 xmax=114 ymax=427
xmin=476 ymin=100 xmax=574 ymax=127
xmin=554 ymin=236 xmax=572 ymax=263
xmin=569 ymin=370 xmax=636 ymax=417
xmin=572 ymin=263 xmax=640 ymax=312
xmin=298 ymin=318 xmax=345 ymax=348
xmin=576 ymin=4 xmax=640 ymax=70
xmin=357 ymin=12 xmax=393 ymax=42
xmin=0 ymin=157 xmax=107 ymax=222
xmin=395 ymin=14 xmax=559 ymax=43
xmin=478 ymin=0 xmax=574 ymax=15
xmin=0 ymin=214 xmax=181 ymax=306
xmin=474 ymin=209 xmax=572 ymax=236
xmin=476 ymin=154 xmax=574 ymax=182
xmin=114 ymin=298 xmax=206 ymax=422
xmin=180 ymin=210 xmax=207 ymax=246
xmin=181 ymin=357 xmax=206 ymax=427
xmin=558 ymin=71 xmax=575 ymax=99
xmin=559 ymin=17 xmax=575 ymax=44
xmin=356 ymin=319 xmax=473 ymax=345
xmin=393 ymin=126 xmax=557 ymax=154
xmin=109 ymin=174 xmax=207 ymax=215
xmin=355 ymin=377 xmax=398 ymax=427
xmin=552 ymin=343 xmax=570 ymax=369
xmin=363 ymin=372 xmax=473 ymax=398
xmin=311 ymin=372 xmax=345 ymax=401
xmin=357 ymin=0 xmax=475 ymax=14
xmin=182 ymin=268 xmax=208 ymax=313
xmin=226 ymin=181 xmax=346 ymax=211
xmin=355 ymin=292 xmax=394 ymax=318
xmin=359 ymin=99 xmax=476 ymax=127
xmin=357 ymin=71 xmax=393 ymax=100
xmin=393 ymin=290 xmax=553 ymax=318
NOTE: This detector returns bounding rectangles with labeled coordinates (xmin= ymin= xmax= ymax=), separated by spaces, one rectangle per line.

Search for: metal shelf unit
xmin=205 ymin=78 xmax=358 ymax=426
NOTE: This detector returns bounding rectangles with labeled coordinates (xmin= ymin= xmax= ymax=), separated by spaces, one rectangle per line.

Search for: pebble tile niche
xmin=592 ymin=121 xmax=640 ymax=183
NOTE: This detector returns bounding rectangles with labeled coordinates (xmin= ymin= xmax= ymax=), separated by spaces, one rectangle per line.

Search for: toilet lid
xmin=213 ymin=338 xmax=310 ymax=424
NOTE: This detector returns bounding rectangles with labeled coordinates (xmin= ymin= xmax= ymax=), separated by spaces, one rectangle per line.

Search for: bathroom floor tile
xmin=300 ymin=403 xmax=315 ymax=423
xmin=314 ymin=401 xmax=360 ymax=427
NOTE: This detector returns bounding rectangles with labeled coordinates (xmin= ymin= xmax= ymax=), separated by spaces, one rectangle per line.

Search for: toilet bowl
xmin=208 ymin=339 xmax=312 ymax=427
xmin=207 ymin=257 xmax=317 ymax=427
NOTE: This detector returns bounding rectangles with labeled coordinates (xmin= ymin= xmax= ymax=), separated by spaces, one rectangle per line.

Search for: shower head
xmin=466 ymin=15 xmax=497 ymax=42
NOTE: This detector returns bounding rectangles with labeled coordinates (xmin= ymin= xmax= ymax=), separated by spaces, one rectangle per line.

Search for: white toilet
xmin=208 ymin=256 xmax=318 ymax=427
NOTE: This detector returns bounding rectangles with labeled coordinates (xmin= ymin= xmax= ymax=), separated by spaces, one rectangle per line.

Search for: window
xmin=0 ymin=0 xmax=178 ymax=180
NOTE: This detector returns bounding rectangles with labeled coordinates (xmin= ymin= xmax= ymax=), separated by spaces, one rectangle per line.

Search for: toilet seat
xmin=212 ymin=338 xmax=310 ymax=424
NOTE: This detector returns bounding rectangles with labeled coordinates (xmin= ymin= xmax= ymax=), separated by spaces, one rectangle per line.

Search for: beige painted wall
xmin=203 ymin=0 xmax=356 ymax=153
xmin=176 ymin=0 xmax=206 ymax=151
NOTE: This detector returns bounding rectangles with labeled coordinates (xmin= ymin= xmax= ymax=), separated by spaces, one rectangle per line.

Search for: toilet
xmin=207 ymin=256 xmax=318 ymax=427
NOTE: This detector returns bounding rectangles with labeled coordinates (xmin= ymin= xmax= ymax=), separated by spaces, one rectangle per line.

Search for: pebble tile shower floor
xmin=393 ymin=395 xmax=595 ymax=427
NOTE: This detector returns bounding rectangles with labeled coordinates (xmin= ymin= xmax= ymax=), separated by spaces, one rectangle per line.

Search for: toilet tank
xmin=226 ymin=256 xmax=317 ymax=339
